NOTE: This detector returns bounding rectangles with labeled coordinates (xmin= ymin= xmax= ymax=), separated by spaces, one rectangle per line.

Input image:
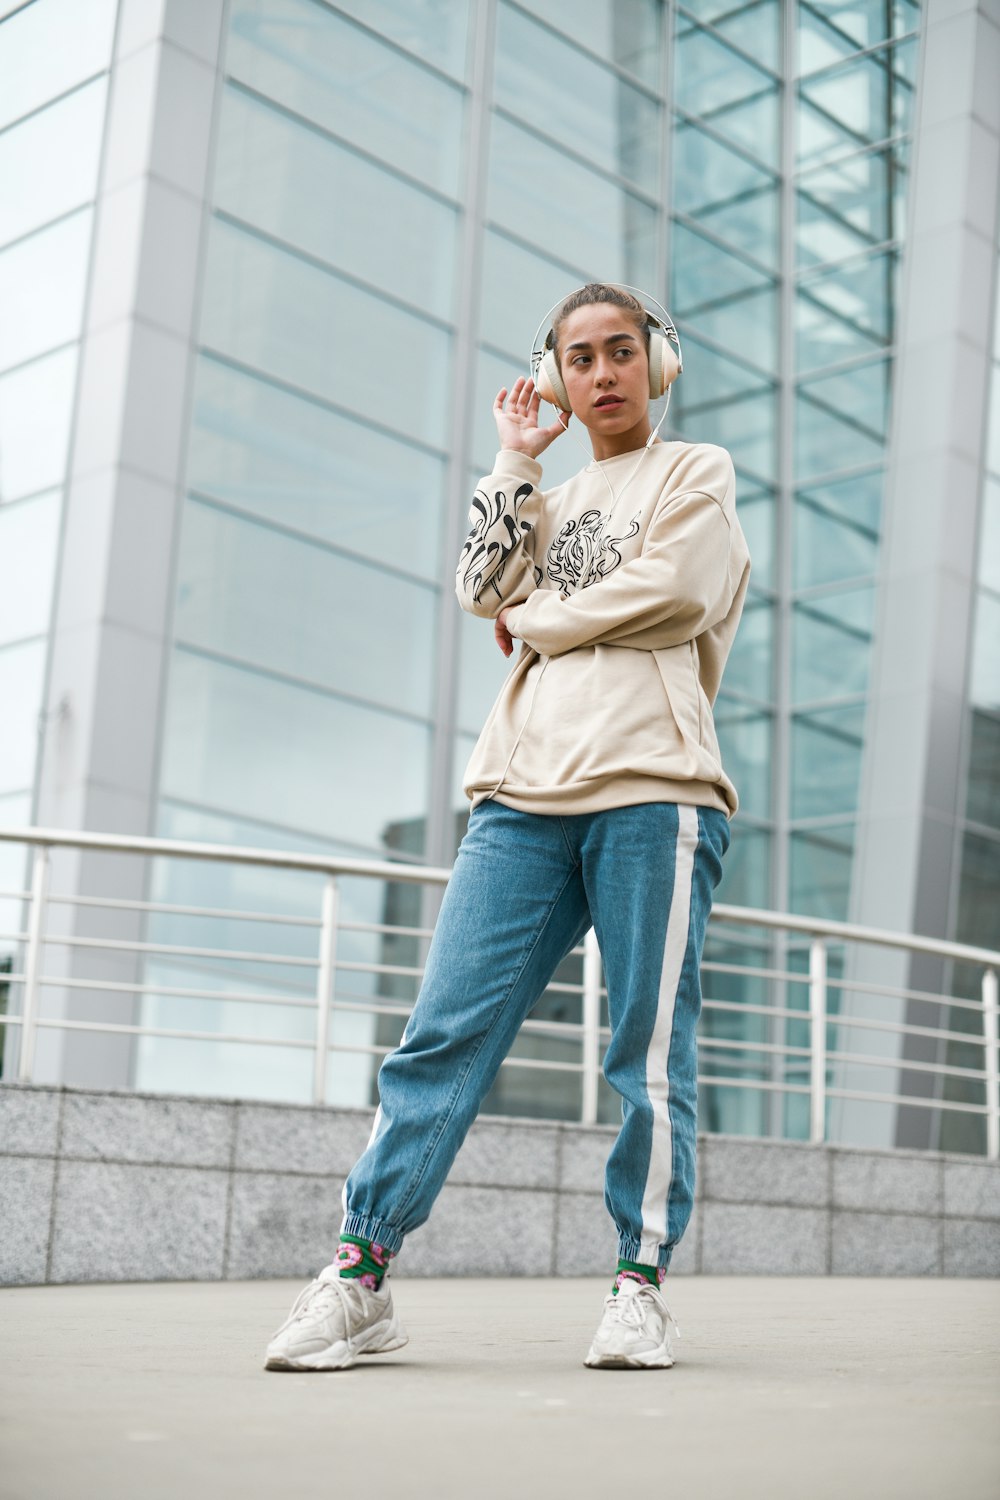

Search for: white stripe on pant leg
xmin=637 ymin=804 xmax=699 ymax=1262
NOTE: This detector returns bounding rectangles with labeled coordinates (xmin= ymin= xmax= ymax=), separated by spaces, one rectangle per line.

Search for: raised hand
xmin=494 ymin=377 xmax=569 ymax=459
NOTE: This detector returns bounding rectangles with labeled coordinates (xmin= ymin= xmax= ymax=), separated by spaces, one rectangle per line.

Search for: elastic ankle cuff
xmin=618 ymin=1235 xmax=672 ymax=1275
xmin=340 ymin=1212 xmax=404 ymax=1257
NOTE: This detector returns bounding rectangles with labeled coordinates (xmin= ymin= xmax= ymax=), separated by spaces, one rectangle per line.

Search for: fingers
xmin=494 ymin=616 xmax=514 ymax=657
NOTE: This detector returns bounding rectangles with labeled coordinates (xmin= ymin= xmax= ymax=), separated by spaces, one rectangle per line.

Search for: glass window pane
xmin=479 ymin=231 xmax=584 ymax=363
xmin=723 ymin=596 xmax=773 ymax=701
xmin=799 ymin=45 xmax=915 ymax=148
xmin=160 ymin=650 xmax=431 ymax=856
xmin=495 ymin=3 xmax=662 ymax=193
xmin=674 ymin=20 xmax=779 ymax=168
xmin=174 ymin=500 xmax=438 ymax=718
xmin=796 ymin=466 xmax=884 ymax=532
xmin=187 ymin=356 xmax=445 ymax=583
xmin=789 ymin=825 xmax=854 ymax=920
xmin=456 ymin=605 xmax=511 ymax=738
xmin=955 ymin=829 xmax=1000 ymax=951
xmin=683 ymin=387 xmax=777 ymax=480
xmin=0 ymin=208 xmax=92 ymax=370
xmin=714 ymin=822 xmax=771 ymax=909
xmin=225 ymin=0 xmax=465 ymax=196
xmin=715 ymin=698 xmax=772 ymax=817
xmin=487 ymin=116 xmax=658 ymax=287
xmin=673 ymin=121 xmax=779 ymax=267
xmin=979 ymin=477 xmax=1000 ymax=593
xmin=738 ymin=488 xmax=775 ymax=592
xmin=681 ymin=285 xmax=779 ymax=376
xmin=969 ymin=591 xmax=1000 ymax=713
xmin=792 ymin=702 xmax=866 ymax=818
xmin=0 ymin=0 xmax=116 ymax=131
xmin=800 ymin=0 xmax=918 ymax=53
xmin=528 ymin=0 xmax=663 ymax=85
xmin=0 ymin=78 xmax=107 ymax=249
xmin=0 ymin=491 xmax=61 ymax=645
xmin=796 ymin=251 xmax=895 ymax=372
xmin=794 ymin=497 xmax=878 ymax=588
xmin=795 ymin=388 xmax=884 ymax=480
xmin=797 ymin=148 xmax=899 ymax=246
xmin=965 ymin=709 xmax=1000 ymax=832
xmin=792 ymin=585 xmax=874 ymax=703
xmin=199 ymin=220 xmax=452 ymax=450
xmin=213 ymin=87 xmax=458 ymax=320
xmin=0 ymin=346 xmax=78 ymax=502
xmin=353 ymin=0 xmax=469 ymax=77
xmin=697 ymin=0 xmax=780 ymax=72
xmin=0 ymin=639 xmax=45 ymax=795
xmin=671 ymin=220 xmax=775 ymax=312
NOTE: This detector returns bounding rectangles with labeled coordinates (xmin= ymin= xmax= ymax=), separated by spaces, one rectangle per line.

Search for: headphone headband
xmin=529 ymin=283 xmax=682 ymax=412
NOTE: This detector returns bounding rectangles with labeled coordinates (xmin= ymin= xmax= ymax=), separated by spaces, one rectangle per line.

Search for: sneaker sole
xmin=265 ymin=1317 xmax=408 ymax=1372
xmin=584 ymin=1347 xmax=674 ymax=1370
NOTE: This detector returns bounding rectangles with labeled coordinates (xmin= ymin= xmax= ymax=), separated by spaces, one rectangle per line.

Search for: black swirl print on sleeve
xmin=546 ymin=510 xmax=642 ymax=592
xmin=458 ymin=482 xmax=536 ymax=605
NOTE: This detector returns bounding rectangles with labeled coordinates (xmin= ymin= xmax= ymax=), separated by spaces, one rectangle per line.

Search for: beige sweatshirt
xmin=455 ymin=440 xmax=751 ymax=818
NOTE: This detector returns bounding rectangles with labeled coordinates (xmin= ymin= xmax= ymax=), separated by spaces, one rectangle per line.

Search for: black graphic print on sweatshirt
xmin=546 ymin=510 xmax=641 ymax=592
xmin=459 ymin=482 xmax=539 ymax=605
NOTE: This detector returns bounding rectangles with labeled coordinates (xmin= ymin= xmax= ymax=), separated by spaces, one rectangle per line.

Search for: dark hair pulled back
xmin=550 ymin=283 xmax=650 ymax=366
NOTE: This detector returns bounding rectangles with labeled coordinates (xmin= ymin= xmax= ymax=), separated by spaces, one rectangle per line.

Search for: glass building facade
xmin=0 ymin=0 xmax=997 ymax=1142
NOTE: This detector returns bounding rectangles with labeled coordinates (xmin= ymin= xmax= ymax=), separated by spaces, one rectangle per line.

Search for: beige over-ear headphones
xmin=530 ymin=285 xmax=683 ymax=413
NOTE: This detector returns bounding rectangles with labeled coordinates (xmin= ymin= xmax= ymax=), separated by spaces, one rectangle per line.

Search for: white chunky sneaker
xmin=265 ymin=1266 xmax=408 ymax=1371
xmin=584 ymin=1278 xmax=680 ymax=1370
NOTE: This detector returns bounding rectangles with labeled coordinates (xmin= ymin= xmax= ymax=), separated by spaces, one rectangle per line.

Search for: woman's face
xmin=556 ymin=302 xmax=651 ymax=448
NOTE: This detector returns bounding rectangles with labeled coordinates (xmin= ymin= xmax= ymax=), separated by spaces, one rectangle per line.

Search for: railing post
xmin=313 ymin=876 xmax=339 ymax=1107
xmin=18 ymin=846 xmax=50 ymax=1083
xmin=809 ymin=936 xmax=827 ymax=1146
xmin=581 ymin=927 xmax=602 ymax=1125
xmin=983 ymin=968 xmax=999 ymax=1161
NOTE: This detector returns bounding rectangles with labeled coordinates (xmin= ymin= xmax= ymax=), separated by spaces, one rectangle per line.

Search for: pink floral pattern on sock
xmin=657 ymin=1267 xmax=667 ymax=1284
xmin=614 ymin=1269 xmax=652 ymax=1291
xmin=358 ymin=1272 xmax=378 ymax=1290
xmin=370 ymin=1243 xmax=388 ymax=1267
xmin=335 ymin=1241 xmax=363 ymax=1270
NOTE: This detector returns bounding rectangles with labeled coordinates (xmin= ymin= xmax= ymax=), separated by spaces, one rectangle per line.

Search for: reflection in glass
xmin=794 ymin=387 xmax=884 ymax=479
xmin=968 ymin=592 xmax=1000 ymax=713
xmin=673 ymin=120 xmax=780 ymax=268
xmin=965 ymin=710 xmax=1000 ymax=832
xmin=789 ymin=824 xmax=854 ymax=920
xmin=674 ymin=19 xmax=780 ymax=169
xmin=0 ymin=0 xmax=117 ymax=132
xmin=487 ymin=116 xmax=658 ymax=287
xmin=723 ymin=596 xmax=773 ymax=702
xmin=0 ymin=639 xmax=46 ymax=796
xmin=528 ymin=0 xmax=662 ymax=84
xmin=794 ymin=495 xmax=878 ymax=588
xmin=0 ymin=78 xmax=107 ymax=248
xmin=213 ymin=86 xmax=459 ymax=320
xmin=714 ymin=699 xmax=772 ymax=818
xmin=0 ymin=346 xmax=78 ymax=503
xmin=187 ymin=356 xmax=445 ymax=582
xmin=174 ymin=500 xmax=438 ymax=718
xmin=160 ymin=650 xmax=431 ymax=856
xmin=479 ymin=230 xmax=585 ymax=362
xmin=495 ymin=3 xmax=662 ymax=193
xmin=199 ymin=221 xmax=452 ymax=450
xmin=225 ymin=0 xmax=465 ymax=196
xmin=0 ymin=209 xmax=92 ymax=370
xmin=791 ymin=702 xmax=866 ymax=818
xmin=348 ymin=0 xmax=469 ymax=77
xmin=0 ymin=492 xmax=61 ymax=646
xmin=792 ymin=585 xmax=874 ymax=703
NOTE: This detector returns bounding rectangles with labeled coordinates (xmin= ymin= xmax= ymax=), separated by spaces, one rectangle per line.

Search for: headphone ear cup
xmin=647 ymin=330 xmax=681 ymax=397
xmin=535 ymin=348 xmax=571 ymax=412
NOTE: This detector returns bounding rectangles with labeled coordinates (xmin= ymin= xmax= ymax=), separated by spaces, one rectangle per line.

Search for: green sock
xmin=334 ymin=1234 xmax=392 ymax=1289
xmin=613 ymin=1258 xmax=665 ymax=1294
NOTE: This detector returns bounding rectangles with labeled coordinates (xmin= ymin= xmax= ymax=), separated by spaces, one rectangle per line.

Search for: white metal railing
xmin=0 ymin=826 xmax=997 ymax=1157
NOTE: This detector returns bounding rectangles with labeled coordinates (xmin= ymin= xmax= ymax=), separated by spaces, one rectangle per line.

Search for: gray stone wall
xmin=1 ymin=1084 xmax=998 ymax=1286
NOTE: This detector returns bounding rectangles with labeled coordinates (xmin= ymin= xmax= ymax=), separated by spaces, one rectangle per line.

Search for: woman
xmin=265 ymin=283 xmax=750 ymax=1372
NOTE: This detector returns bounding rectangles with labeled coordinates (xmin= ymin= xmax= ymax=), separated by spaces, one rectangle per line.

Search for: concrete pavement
xmin=1 ymin=1276 xmax=998 ymax=1500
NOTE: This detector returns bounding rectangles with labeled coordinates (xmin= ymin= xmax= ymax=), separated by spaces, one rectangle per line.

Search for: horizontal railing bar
xmin=825 ymin=1049 xmax=987 ymax=1082
xmin=826 ymin=1085 xmax=988 ymax=1115
xmin=0 ymin=889 xmax=30 ymax=901
xmin=29 ymin=975 xmax=316 ymax=1005
xmin=0 ymin=1015 xmax=22 ymax=1026
xmin=35 ymin=935 xmax=319 ymax=967
xmin=702 ymin=960 xmax=810 ymax=985
xmin=825 ymin=1012 xmax=990 ymax=1048
xmin=701 ymin=998 xmax=816 ymax=1023
xmin=695 ymin=1074 xmax=813 ymax=1095
xmin=825 ymin=976 xmax=979 ymax=1009
xmin=48 ymin=893 xmax=323 ymax=927
xmin=698 ymin=1035 xmax=813 ymax=1058
xmin=2 ymin=827 xmax=996 ymax=966
xmin=0 ymin=931 xmax=28 ymax=943
xmin=341 ymin=919 xmax=435 ymax=940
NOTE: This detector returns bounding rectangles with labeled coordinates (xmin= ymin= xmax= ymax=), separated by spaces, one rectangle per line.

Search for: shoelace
xmin=607 ymin=1287 xmax=682 ymax=1339
xmin=285 ymin=1275 xmax=356 ymax=1341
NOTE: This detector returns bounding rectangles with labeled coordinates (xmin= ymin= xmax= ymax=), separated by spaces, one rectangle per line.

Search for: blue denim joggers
xmin=342 ymin=799 xmax=730 ymax=1274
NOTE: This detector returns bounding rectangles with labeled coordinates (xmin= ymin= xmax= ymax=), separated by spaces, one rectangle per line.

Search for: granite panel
xmin=0 ymin=1156 xmax=55 ymax=1285
xmin=234 ymin=1103 xmax=374 ymax=1176
xmin=832 ymin=1151 xmax=942 ymax=1215
xmin=60 ymin=1092 xmax=233 ymax=1168
xmin=943 ymin=1161 xmax=1000 ymax=1220
xmin=450 ymin=1120 xmax=560 ymax=1189
xmin=701 ymin=1203 xmax=829 ymax=1274
xmin=226 ymin=1172 xmax=344 ymax=1280
xmin=702 ymin=1137 xmax=829 ymax=1207
xmin=943 ymin=1218 xmax=1000 ymax=1276
xmin=48 ymin=1162 xmax=228 ymax=1283
xmin=400 ymin=1186 xmax=558 ymax=1277
xmin=558 ymin=1124 xmax=617 ymax=1192
xmin=0 ymin=1086 xmax=61 ymax=1157
xmin=832 ymin=1212 xmax=941 ymax=1276
xmin=554 ymin=1192 xmax=618 ymax=1275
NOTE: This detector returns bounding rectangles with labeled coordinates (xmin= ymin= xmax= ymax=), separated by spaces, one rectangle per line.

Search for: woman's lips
xmin=594 ymin=396 xmax=624 ymax=408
